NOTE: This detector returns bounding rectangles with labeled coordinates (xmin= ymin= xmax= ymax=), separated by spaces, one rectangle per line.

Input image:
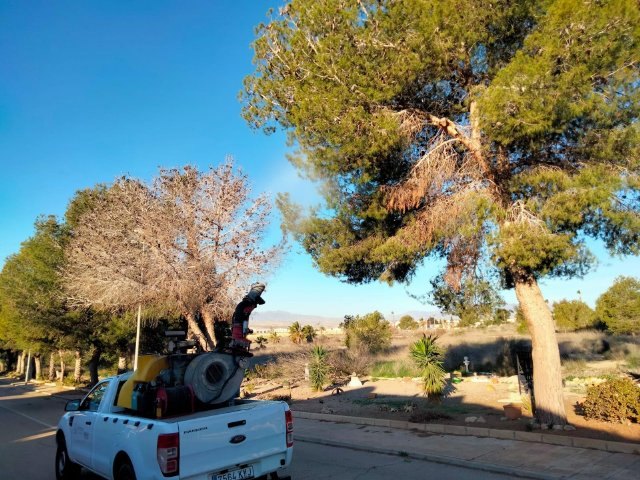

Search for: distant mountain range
xmin=250 ymin=309 xmax=451 ymax=328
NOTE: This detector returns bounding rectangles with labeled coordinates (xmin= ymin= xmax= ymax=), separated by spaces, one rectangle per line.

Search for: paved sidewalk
xmin=293 ymin=416 xmax=640 ymax=479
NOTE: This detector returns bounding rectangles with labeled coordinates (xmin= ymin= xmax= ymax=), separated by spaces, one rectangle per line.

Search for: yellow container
xmin=116 ymin=355 xmax=169 ymax=409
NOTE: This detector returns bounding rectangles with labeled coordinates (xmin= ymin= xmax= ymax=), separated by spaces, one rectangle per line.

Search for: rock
xmin=552 ymin=425 xmax=564 ymax=430
xmin=563 ymin=425 xmax=576 ymax=431
xmin=540 ymin=424 xmax=550 ymax=430
xmin=476 ymin=417 xmax=486 ymax=423
xmin=403 ymin=403 xmax=416 ymax=413
xmin=320 ymin=407 xmax=334 ymax=414
xmin=366 ymin=393 xmax=377 ymax=399
xmin=348 ymin=375 xmax=363 ymax=387
xmin=465 ymin=416 xmax=478 ymax=423
xmin=500 ymin=416 xmax=508 ymax=421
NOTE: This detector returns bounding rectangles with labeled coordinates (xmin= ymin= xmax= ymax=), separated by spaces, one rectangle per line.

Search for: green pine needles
xmin=410 ymin=335 xmax=446 ymax=398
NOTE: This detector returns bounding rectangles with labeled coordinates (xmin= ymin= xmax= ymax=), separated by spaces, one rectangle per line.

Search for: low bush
xmin=370 ymin=360 xmax=418 ymax=378
xmin=581 ymin=377 xmax=640 ymax=424
xmin=626 ymin=355 xmax=640 ymax=371
xmin=245 ymin=362 xmax=282 ymax=381
xmin=329 ymin=345 xmax=373 ymax=377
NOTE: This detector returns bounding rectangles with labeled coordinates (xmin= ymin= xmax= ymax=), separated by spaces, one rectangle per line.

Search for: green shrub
xmin=342 ymin=311 xmax=392 ymax=353
xmin=309 ymin=345 xmax=330 ymax=391
xmin=582 ymin=377 xmax=640 ymax=424
xmin=410 ymin=335 xmax=446 ymax=398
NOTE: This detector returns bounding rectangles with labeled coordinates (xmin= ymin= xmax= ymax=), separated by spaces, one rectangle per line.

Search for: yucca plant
xmin=308 ymin=345 xmax=330 ymax=392
xmin=410 ymin=335 xmax=446 ymax=398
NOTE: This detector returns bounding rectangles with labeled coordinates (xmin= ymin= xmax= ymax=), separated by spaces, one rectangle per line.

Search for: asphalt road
xmin=0 ymin=377 xmax=510 ymax=480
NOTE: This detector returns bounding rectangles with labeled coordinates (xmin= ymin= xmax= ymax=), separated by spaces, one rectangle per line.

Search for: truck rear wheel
xmin=115 ymin=459 xmax=137 ymax=480
xmin=55 ymin=439 xmax=80 ymax=480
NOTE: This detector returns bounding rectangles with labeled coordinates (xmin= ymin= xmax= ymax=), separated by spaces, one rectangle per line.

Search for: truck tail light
xmin=157 ymin=433 xmax=179 ymax=477
xmin=285 ymin=410 xmax=293 ymax=448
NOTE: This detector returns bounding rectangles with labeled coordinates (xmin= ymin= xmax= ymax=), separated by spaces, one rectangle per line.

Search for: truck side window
xmin=82 ymin=381 xmax=109 ymax=412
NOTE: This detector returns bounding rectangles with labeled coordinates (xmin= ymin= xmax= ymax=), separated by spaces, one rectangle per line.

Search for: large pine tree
xmin=242 ymin=0 xmax=640 ymax=425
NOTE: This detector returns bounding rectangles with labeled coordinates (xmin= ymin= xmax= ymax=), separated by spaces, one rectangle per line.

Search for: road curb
xmin=294 ymin=434 xmax=558 ymax=480
xmin=293 ymin=410 xmax=640 ymax=455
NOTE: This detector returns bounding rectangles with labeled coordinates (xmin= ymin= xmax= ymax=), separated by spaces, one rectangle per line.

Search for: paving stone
xmin=540 ymin=433 xmax=573 ymax=447
xmin=514 ymin=431 xmax=543 ymax=442
xmin=423 ymin=423 xmax=445 ymax=434
xmin=606 ymin=441 xmax=640 ymax=455
xmin=443 ymin=425 xmax=467 ymax=435
xmin=572 ymin=436 xmax=608 ymax=450
xmin=488 ymin=428 xmax=515 ymax=440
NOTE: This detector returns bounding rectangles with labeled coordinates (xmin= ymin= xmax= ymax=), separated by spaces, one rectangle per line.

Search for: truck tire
xmin=55 ymin=438 xmax=80 ymax=480
xmin=114 ymin=459 xmax=137 ymax=480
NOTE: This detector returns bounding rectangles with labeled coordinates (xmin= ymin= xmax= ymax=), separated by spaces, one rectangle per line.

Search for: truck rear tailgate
xmin=177 ymin=401 xmax=288 ymax=479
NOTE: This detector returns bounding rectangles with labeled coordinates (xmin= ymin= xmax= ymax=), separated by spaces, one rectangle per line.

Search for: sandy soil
xmin=249 ymin=375 xmax=640 ymax=444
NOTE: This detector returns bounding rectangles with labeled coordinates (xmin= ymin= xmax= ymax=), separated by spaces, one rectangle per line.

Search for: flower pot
xmin=503 ymin=403 xmax=522 ymax=420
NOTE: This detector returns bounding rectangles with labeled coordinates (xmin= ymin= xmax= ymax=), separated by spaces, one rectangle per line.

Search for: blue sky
xmin=1 ymin=1 xmax=638 ymax=319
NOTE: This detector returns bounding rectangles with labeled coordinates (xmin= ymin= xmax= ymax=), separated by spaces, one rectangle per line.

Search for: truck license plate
xmin=212 ymin=466 xmax=254 ymax=480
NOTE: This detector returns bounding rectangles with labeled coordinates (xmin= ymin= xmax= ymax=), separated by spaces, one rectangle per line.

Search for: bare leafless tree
xmin=64 ymin=161 xmax=285 ymax=350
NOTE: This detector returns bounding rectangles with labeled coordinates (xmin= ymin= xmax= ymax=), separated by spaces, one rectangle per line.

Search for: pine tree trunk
xmin=59 ymin=350 xmax=66 ymax=382
xmin=48 ymin=352 xmax=56 ymax=382
xmin=74 ymin=350 xmax=82 ymax=384
xmin=117 ymin=356 xmax=127 ymax=374
xmin=515 ymin=277 xmax=568 ymax=426
xmin=16 ymin=351 xmax=23 ymax=374
xmin=87 ymin=346 xmax=102 ymax=387
xmin=34 ymin=355 xmax=42 ymax=380
xmin=20 ymin=351 xmax=27 ymax=374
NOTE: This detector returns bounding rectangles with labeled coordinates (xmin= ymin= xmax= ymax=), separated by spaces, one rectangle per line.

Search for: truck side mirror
xmin=65 ymin=399 xmax=81 ymax=412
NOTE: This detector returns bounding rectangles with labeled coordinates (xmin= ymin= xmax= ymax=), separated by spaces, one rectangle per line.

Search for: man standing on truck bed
xmin=230 ymin=282 xmax=266 ymax=350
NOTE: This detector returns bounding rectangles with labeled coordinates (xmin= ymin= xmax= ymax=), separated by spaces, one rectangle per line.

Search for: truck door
xmin=69 ymin=381 xmax=109 ymax=469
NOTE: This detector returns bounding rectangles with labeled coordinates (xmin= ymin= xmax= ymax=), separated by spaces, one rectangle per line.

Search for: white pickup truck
xmin=55 ymin=372 xmax=293 ymax=480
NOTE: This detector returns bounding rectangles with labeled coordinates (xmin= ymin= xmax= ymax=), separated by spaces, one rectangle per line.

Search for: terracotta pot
xmin=503 ymin=403 xmax=522 ymax=420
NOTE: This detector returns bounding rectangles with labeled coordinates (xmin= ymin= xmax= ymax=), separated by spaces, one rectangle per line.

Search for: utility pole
xmin=134 ymin=304 xmax=142 ymax=371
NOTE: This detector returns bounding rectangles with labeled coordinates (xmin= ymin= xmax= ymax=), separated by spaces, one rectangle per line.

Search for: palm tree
xmin=301 ymin=325 xmax=317 ymax=343
xmin=268 ymin=330 xmax=280 ymax=344
xmin=410 ymin=335 xmax=446 ymax=398
xmin=289 ymin=322 xmax=304 ymax=344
